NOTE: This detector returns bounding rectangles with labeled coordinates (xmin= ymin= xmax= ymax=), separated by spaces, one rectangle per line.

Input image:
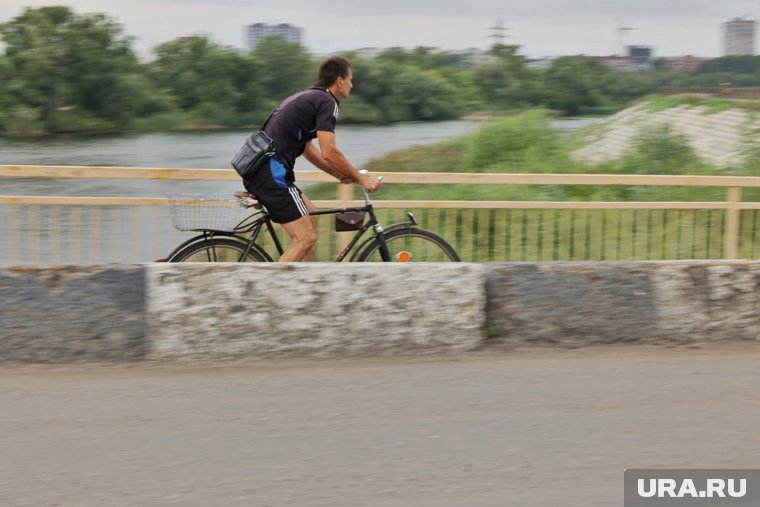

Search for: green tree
xmin=375 ymin=46 xmax=463 ymax=70
xmin=541 ymin=57 xmax=609 ymax=115
xmin=0 ymin=6 xmax=142 ymax=132
xmin=699 ymin=55 xmax=760 ymax=74
xmin=391 ymin=66 xmax=467 ymax=120
xmin=347 ymin=51 xmax=480 ymax=123
xmin=250 ymin=37 xmax=313 ymax=102
xmin=0 ymin=55 xmax=16 ymax=131
xmin=149 ymin=36 xmax=258 ymax=124
xmin=474 ymin=44 xmax=531 ymax=107
xmin=599 ymin=70 xmax=657 ymax=107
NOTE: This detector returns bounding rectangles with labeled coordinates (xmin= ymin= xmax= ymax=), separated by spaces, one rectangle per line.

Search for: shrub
xmin=464 ymin=110 xmax=561 ymax=171
xmin=617 ymin=123 xmax=700 ymax=175
xmin=5 ymin=106 xmax=44 ymax=135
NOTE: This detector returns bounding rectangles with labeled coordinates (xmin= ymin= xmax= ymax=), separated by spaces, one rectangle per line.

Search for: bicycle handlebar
xmin=358 ymin=169 xmax=382 ymax=204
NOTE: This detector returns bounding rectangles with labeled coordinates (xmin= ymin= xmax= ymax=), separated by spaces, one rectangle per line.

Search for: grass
xmin=307 ymin=104 xmax=759 ymax=203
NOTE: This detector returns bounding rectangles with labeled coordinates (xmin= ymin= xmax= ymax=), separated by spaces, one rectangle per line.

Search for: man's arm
xmin=315 ymin=130 xmax=382 ymax=192
xmin=302 ymin=141 xmax=351 ymax=183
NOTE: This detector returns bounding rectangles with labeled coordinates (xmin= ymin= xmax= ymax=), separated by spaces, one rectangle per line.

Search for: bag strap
xmin=259 ymin=114 xmax=302 ymax=158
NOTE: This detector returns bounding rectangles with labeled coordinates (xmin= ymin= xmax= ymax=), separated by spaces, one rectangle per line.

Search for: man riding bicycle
xmin=240 ymin=56 xmax=383 ymax=262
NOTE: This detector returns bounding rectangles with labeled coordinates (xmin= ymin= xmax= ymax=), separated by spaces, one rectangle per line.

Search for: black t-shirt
xmin=263 ymin=86 xmax=339 ymax=171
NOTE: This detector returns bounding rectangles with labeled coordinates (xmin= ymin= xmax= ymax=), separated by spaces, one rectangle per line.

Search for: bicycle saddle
xmin=233 ymin=191 xmax=262 ymax=209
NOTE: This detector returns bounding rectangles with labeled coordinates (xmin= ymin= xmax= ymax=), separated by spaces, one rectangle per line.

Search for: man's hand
xmin=360 ymin=175 xmax=383 ymax=193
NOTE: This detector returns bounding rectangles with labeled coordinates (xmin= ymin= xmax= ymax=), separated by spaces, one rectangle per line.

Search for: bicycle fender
xmin=348 ymin=223 xmax=416 ymax=262
xmin=164 ymin=233 xmax=218 ymax=261
xmin=382 ymin=221 xmax=417 ymax=234
xmin=165 ymin=232 xmax=255 ymax=261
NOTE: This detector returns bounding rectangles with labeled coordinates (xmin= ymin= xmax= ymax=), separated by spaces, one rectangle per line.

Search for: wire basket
xmin=169 ymin=194 xmax=252 ymax=232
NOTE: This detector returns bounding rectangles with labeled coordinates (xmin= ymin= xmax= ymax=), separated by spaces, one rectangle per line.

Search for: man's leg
xmin=301 ymin=194 xmax=319 ymax=262
xmin=279 ymin=214 xmax=316 ymax=262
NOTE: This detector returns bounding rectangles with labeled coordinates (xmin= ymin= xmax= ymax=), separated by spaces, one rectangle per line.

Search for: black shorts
xmin=243 ymin=158 xmax=309 ymax=224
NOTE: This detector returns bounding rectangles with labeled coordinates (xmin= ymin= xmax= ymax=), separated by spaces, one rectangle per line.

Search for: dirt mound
xmin=573 ymin=103 xmax=759 ymax=167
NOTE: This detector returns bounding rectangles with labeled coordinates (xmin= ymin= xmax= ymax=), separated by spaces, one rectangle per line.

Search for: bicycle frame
xmin=165 ymin=184 xmax=419 ymax=263
xmin=310 ymin=185 xmax=418 ymax=262
xmin=310 ymin=205 xmax=384 ymax=261
xmin=265 ymin=201 xmax=416 ymax=262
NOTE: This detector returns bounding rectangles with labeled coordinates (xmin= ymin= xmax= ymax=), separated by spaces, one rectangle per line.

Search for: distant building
xmin=353 ymin=47 xmax=386 ymax=59
xmin=246 ymin=23 xmax=303 ymax=51
xmin=594 ymin=55 xmax=642 ymax=72
xmin=724 ymin=18 xmax=755 ymax=56
xmin=447 ymin=48 xmax=497 ymax=67
xmin=350 ymin=47 xmax=496 ymax=68
xmin=657 ymin=56 xmax=707 ymax=72
xmin=627 ymin=45 xmax=654 ymax=65
xmin=526 ymin=58 xmax=554 ymax=70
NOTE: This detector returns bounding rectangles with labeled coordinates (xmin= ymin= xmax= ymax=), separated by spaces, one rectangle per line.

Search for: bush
xmin=46 ymin=108 xmax=117 ymax=133
xmin=464 ymin=110 xmax=562 ymax=171
xmin=617 ymin=123 xmax=700 ymax=175
xmin=5 ymin=106 xmax=44 ymax=135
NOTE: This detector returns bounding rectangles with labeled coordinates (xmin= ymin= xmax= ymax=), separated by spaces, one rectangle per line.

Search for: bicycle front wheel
xmin=357 ymin=227 xmax=460 ymax=262
xmin=168 ymin=238 xmax=270 ymax=262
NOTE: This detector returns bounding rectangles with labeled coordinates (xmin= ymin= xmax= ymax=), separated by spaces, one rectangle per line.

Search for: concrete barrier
xmin=146 ymin=263 xmax=486 ymax=359
xmin=1 ymin=261 xmax=759 ymax=363
xmin=486 ymin=261 xmax=760 ymax=347
xmin=0 ymin=266 xmax=148 ymax=363
xmin=0 ymin=263 xmax=486 ymax=363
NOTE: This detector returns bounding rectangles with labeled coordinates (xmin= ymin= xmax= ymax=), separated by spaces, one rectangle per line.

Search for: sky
xmin=3 ymin=0 xmax=760 ymax=59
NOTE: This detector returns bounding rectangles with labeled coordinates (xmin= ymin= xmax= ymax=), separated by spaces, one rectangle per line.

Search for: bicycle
xmin=163 ymin=172 xmax=460 ymax=263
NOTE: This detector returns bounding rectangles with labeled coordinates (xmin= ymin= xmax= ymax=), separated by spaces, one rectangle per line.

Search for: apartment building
xmin=246 ymin=23 xmax=303 ymax=51
xmin=724 ymin=18 xmax=755 ymax=56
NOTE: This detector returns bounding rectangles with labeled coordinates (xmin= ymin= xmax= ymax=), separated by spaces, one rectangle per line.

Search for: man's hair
xmin=316 ymin=56 xmax=352 ymax=87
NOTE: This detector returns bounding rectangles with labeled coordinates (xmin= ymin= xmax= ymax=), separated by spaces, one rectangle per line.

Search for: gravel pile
xmin=573 ymin=103 xmax=760 ymax=167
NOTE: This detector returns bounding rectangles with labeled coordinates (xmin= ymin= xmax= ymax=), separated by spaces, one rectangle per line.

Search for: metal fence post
xmin=336 ymin=182 xmax=355 ymax=257
xmin=724 ymin=186 xmax=742 ymax=259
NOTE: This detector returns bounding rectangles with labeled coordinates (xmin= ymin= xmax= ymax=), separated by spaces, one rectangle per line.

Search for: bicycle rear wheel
xmin=168 ymin=238 xmax=270 ymax=262
xmin=357 ymin=227 xmax=460 ymax=262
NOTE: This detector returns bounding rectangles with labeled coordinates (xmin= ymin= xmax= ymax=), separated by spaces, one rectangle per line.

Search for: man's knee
xmin=297 ymin=228 xmax=317 ymax=250
xmin=284 ymin=216 xmax=317 ymax=251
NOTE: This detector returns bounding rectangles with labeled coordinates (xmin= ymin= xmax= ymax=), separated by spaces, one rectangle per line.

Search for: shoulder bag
xmin=230 ymin=130 xmax=275 ymax=179
xmin=231 ymin=104 xmax=310 ymax=179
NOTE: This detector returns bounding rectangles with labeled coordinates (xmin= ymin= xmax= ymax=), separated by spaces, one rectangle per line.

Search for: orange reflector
xmin=395 ymin=251 xmax=412 ymax=262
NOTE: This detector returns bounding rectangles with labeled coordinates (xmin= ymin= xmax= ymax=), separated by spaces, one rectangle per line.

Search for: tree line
xmin=3 ymin=6 xmax=760 ymax=135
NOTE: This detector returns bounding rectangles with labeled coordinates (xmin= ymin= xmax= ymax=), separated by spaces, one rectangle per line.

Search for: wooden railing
xmin=2 ymin=165 xmax=760 ymax=263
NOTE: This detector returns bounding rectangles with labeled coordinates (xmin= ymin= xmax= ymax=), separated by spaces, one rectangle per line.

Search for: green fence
xmin=4 ymin=204 xmax=757 ymax=264
xmin=3 ymin=165 xmax=760 ymax=263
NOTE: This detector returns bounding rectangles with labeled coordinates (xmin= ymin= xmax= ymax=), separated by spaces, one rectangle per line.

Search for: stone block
xmin=486 ymin=261 xmax=760 ymax=346
xmin=146 ymin=263 xmax=487 ymax=359
xmin=486 ymin=262 xmax=660 ymax=346
xmin=0 ymin=266 xmax=148 ymax=363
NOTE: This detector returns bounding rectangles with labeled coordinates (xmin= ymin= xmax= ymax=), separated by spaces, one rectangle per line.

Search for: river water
xmin=0 ymin=121 xmax=481 ymax=198
xmin=0 ymin=117 xmax=605 ymax=197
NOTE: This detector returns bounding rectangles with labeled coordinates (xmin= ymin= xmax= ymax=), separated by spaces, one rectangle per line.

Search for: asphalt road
xmin=2 ymin=344 xmax=759 ymax=507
